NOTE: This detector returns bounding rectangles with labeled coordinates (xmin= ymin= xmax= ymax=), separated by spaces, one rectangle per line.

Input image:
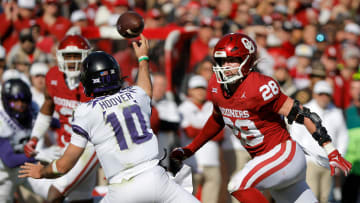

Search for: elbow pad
xmin=304 ymin=109 xmax=332 ymax=145
xmin=287 ymin=100 xmax=308 ymax=124
xmin=312 ymin=126 xmax=332 ymax=146
xmin=287 ymin=100 xmax=332 ymax=146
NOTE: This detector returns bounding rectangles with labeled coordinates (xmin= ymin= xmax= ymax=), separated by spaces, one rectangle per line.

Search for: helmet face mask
xmin=213 ymin=55 xmax=250 ymax=84
xmin=212 ymin=33 xmax=257 ymax=84
xmin=9 ymin=100 xmax=28 ymax=113
xmin=56 ymin=35 xmax=91 ymax=80
xmin=58 ymin=52 xmax=83 ymax=78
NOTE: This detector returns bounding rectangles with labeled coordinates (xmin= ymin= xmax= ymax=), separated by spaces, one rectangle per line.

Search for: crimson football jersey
xmin=45 ymin=67 xmax=91 ymax=147
xmin=208 ymin=72 xmax=290 ymax=157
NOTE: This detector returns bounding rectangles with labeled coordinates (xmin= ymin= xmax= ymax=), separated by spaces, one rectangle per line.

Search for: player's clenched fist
xmin=170 ymin=147 xmax=193 ymax=162
xmin=24 ymin=137 xmax=38 ymax=157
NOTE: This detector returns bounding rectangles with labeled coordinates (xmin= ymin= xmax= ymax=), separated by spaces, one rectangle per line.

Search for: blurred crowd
xmin=1 ymin=0 xmax=360 ymax=202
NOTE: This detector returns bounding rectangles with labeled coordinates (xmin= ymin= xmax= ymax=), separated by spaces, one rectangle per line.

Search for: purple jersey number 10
xmin=106 ymin=104 xmax=153 ymax=150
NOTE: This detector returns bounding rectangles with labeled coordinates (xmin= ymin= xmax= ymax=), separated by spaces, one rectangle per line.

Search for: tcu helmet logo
xmin=241 ymin=38 xmax=255 ymax=54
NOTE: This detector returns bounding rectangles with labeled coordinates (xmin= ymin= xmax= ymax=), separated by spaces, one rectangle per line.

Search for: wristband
xmin=323 ymin=142 xmax=336 ymax=155
xmin=52 ymin=160 xmax=60 ymax=174
xmin=138 ymin=56 xmax=149 ymax=63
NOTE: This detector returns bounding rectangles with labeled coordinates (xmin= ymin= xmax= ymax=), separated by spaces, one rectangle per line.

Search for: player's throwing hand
xmin=132 ymin=34 xmax=149 ymax=58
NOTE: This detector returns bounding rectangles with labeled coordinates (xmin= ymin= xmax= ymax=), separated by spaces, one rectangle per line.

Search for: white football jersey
xmin=71 ymin=86 xmax=159 ymax=181
xmin=0 ymin=105 xmax=32 ymax=173
xmin=0 ymin=107 xmax=32 ymax=153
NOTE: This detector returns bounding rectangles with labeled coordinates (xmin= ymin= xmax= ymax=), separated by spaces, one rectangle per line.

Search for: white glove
xmin=167 ymin=164 xmax=193 ymax=193
xmin=35 ymin=146 xmax=63 ymax=163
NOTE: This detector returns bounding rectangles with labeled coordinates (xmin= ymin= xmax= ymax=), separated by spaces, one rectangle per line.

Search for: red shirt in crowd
xmin=36 ymin=16 xmax=72 ymax=41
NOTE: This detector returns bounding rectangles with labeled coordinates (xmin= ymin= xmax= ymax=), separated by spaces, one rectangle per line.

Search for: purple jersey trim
xmin=0 ymin=137 xmax=36 ymax=168
xmin=72 ymin=124 xmax=90 ymax=141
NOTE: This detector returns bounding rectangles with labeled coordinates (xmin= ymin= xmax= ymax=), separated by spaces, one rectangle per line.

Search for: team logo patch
xmin=51 ymin=80 xmax=58 ymax=86
xmin=212 ymin=88 xmax=217 ymax=93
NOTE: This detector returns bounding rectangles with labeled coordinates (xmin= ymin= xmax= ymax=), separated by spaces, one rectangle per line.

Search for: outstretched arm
xmin=170 ymin=105 xmax=225 ymax=161
xmin=278 ymin=97 xmax=352 ymax=176
xmin=133 ymin=34 xmax=152 ymax=98
xmin=18 ymin=143 xmax=84 ymax=179
xmin=24 ymin=87 xmax=55 ymax=157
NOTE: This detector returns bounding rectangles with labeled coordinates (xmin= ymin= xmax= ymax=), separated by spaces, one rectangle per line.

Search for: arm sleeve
xmin=70 ymin=133 xmax=88 ymax=148
xmin=30 ymin=113 xmax=52 ymax=139
xmin=71 ymin=104 xmax=91 ymax=148
xmin=186 ymin=110 xmax=225 ymax=153
xmin=0 ymin=138 xmax=36 ymax=168
xmin=184 ymin=126 xmax=202 ymax=138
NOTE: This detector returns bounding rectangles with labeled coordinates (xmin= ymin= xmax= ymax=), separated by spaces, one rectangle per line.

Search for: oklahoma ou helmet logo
xmin=241 ymin=38 xmax=255 ymax=54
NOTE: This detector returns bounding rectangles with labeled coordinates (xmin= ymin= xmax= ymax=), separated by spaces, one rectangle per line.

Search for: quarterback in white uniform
xmin=19 ymin=35 xmax=199 ymax=203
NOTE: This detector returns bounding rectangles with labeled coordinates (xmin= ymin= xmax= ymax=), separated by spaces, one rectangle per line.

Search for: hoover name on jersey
xmin=219 ymin=107 xmax=249 ymax=118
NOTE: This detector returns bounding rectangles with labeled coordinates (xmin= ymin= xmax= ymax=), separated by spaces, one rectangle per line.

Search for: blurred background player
xmin=0 ymin=79 xmax=60 ymax=202
xmin=171 ymin=33 xmax=352 ymax=203
xmin=179 ymin=75 xmax=222 ymax=203
xmin=23 ymin=34 xmax=99 ymax=202
xmin=19 ymin=35 xmax=200 ymax=203
xmin=29 ymin=62 xmax=49 ymax=107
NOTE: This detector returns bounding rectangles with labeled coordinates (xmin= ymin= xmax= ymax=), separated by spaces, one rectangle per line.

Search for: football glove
xmin=324 ymin=143 xmax=352 ymax=176
xmin=328 ymin=149 xmax=352 ymax=176
xmin=170 ymin=147 xmax=193 ymax=162
xmin=24 ymin=137 xmax=38 ymax=158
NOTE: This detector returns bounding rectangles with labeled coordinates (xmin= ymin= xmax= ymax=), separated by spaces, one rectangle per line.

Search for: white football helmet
xmin=56 ymin=34 xmax=91 ymax=89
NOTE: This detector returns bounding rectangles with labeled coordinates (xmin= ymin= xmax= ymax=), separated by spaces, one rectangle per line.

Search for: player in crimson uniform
xmin=23 ymin=34 xmax=99 ymax=202
xmin=170 ymin=33 xmax=352 ymax=203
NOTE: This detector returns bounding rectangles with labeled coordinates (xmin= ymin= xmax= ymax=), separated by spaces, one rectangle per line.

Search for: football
xmin=116 ymin=11 xmax=145 ymax=38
